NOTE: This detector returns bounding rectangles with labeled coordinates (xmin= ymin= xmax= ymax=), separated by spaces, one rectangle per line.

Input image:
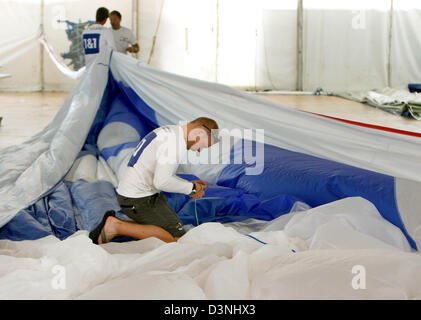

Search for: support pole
xmin=132 ymin=0 xmax=139 ymax=59
xmin=40 ymin=0 xmax=45 ymax=91
xmin=387 ymin=0 xmax=394 ymax=88
xmin=215 ymin=0 xmax=220 ymax=83
xmin=148 ymin=0 xmax=165 ymax=65
xmin=296 ymin=0 xmax=304 ymax=91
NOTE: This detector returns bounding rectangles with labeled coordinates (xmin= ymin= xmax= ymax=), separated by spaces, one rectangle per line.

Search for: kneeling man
xmin=90 ymin=117 xmax=219 ymax=244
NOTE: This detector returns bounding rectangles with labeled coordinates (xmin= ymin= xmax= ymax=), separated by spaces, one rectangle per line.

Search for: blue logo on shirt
xmin=128 ymin=131 xmax=158 ymax=167
xmin=83 ymin=33 xmax=100 ymax=54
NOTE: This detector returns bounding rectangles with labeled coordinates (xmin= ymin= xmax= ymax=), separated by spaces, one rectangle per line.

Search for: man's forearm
xmin=154 ymin=175 xmax=193 ymax=195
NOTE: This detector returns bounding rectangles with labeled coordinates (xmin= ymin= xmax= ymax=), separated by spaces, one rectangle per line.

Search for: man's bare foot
xmin=97 ymin=216 xmax=119 ymax=244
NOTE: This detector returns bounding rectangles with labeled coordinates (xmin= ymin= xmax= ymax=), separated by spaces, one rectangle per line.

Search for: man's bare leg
xmin=97 ymin=216 xmax=177 ymax=244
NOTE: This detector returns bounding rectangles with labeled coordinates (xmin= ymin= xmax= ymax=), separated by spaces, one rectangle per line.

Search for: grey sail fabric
xmin=331 ymin=88 xmax=421 ymax=120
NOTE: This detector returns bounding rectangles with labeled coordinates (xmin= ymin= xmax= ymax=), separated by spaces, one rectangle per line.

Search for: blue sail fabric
xmin=0 ymin=177 xmax=306 ymax=242
xmin=0 ymin=182 xmax=77 ymax=241
xmin=218 ymin=139 xmax=416 ymax=249
xmin=164 ymin=174 xmax=305 ymax=226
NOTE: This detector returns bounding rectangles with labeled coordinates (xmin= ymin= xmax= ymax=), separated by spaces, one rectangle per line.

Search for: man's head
xmin=109 ymin=10 xmax=122 ymax=30
xmin=186 ymin=117 xmax=219 ymax=152
xmin=96 ymin=7 xmax=109 ymax=25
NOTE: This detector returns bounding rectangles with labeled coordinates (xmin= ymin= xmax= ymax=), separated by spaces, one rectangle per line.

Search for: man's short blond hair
xmin=189 ymin=117 xmax=219 ymax=143
xmin=189 ymin=117 xmax=218 ymax=130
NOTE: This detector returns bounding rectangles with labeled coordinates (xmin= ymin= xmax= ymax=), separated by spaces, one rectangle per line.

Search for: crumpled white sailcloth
xmin=0 ymin=197 xmax=420 ymax=300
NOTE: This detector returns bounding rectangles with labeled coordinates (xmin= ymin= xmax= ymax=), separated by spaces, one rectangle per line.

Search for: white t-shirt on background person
xmin=111 ymin=26 xmax=137 ymax=54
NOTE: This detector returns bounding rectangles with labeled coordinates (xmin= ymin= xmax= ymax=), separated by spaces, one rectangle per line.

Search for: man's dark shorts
xmin=117 ymin=192 xmax=186 ymax=238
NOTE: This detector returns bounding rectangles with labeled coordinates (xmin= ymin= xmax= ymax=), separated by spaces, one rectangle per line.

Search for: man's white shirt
xmin=116 ymin=125 xmax=194 ymax=198
xmin=111 ymin=26 xmax=137 ymax=53
xmin=82 ymin=24 xmax=116 ymax=67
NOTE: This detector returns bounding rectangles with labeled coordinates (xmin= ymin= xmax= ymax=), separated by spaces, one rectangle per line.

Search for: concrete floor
xmin=0 ymin=91 xmax=420 ymax=150
xmin=259 ymin=94 xmax=421 ymax=134
xmin=0 ymin=92 xmax=67 ymax=149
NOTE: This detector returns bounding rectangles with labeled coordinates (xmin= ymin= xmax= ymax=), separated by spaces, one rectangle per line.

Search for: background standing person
xmin=82 ymin=7 xmax=117 ymax=67
xmin=109 ymin=10 xmax=139 ymax=55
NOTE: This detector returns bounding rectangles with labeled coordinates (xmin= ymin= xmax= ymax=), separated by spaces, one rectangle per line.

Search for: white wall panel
xmin=2 ymin=0 xmax=421 ymax=92
xmin=147 ymin=0 xmax=218 ymax=83
xmin=303 ymin=0 xmax=391 ymax=92
xmin=0 ymin=0 xmax=41 ymax=91
xmin=255 ymin=0 xmax=297 ymax=90
xmin=390 ymin=1 xmax=421 ymax=88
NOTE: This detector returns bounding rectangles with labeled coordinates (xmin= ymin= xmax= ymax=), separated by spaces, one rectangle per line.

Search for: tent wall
xmin=0 ymin=0 xmax=41 ymax=91
xmin=143 ymin=0 xmax=218 ymax=83
xmin=302 ymin=0 xmax=391 ymax=91
xmin=1 ymin=0 xmax=421 ymax=92
xmin=390 ymin=1 xmax=421 ymax=89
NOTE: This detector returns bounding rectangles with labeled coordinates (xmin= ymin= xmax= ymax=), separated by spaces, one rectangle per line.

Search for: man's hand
xmin=193 ymin=180 xmax=207 ymax=188
xmin=126 ymin=44 xmax=139 ymax=54
xmin=189 ymin=180 xmax=207 ymax=199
